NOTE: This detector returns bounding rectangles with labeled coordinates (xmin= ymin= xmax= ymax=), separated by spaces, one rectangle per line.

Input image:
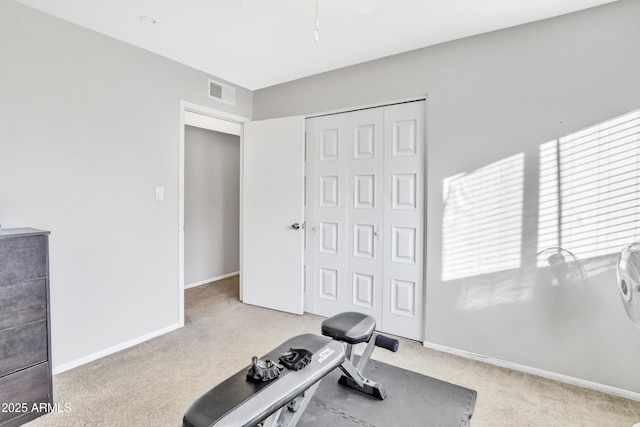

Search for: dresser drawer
xmin=0 ymin=279 xmax=47 ymax=331
xmin=0 ymin=321 xmax=48 ymax=377
xmin=0 ymin=362 xmax=51 ymax=425
xmin=0 ymin=236 xmax=47 ymax=285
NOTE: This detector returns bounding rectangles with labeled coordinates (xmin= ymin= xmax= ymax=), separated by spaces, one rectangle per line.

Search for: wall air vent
xmin=208 ymin=79 xmax=236 ymax=106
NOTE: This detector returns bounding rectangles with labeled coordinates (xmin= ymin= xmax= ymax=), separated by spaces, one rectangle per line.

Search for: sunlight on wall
xmin=538 ymin=109 xmax=640 ymax=262
xmin=442 ymin=153 xmax=525 ymax=281
xmin=455 ymin=277 xmax=534 ymax=311
xmin=441 ymin=109 xmax=640 ymax=284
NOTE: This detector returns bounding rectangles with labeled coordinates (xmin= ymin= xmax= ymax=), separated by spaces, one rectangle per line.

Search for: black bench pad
xmin=183 ymin=334 xmax=345 ymax=427
xmin=321 ymin=312 xmax=376 ymax=344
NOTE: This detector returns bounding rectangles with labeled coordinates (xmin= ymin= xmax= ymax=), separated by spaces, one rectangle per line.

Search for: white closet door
xmin=307 ymin=108 xmax=384 ymax=319
xmin=308 ymin=112 xmax=350 ymax=316
xmin=305 ymin=101 xmax=425 ymax=341
xmin=382 ymin=102 xmax=425 ymax=340
xmin=346 ymin=108 xmax=385 ymax=320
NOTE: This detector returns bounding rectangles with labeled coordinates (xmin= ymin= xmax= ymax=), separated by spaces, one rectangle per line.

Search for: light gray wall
xmin=254 ymin=0 xmax=640 ymax=394
xmin=0 ymin=1 xmax=252 ymax=370
xmin=185 ymin=126 xmax=240 ymax=286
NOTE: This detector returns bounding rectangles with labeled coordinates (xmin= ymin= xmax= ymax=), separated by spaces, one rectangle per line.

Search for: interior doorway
xmin=184 ymin=125 xmax=240 ymax=288
xmin=178 ymin=102 xmax=248 ymax=327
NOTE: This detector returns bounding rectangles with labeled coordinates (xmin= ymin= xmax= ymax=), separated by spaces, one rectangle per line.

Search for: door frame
xmin=305 ymin=96 xmax=426 ymax=119
xmin=178 ymin=100 xmax=249 ymax=327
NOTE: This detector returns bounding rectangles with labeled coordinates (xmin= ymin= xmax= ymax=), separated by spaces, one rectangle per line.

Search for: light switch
xmin=155 ymin=186 xmax=164 ymax=201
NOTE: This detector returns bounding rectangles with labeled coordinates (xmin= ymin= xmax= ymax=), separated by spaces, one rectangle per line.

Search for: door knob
xmin=291 ymin=223 xmax=302 ymax=230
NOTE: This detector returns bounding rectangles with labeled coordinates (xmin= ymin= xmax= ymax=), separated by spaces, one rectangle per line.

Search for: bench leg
xmin=337 ymin=335 xmax=391 ymax=400
xmin=336 ymin=333 xmax=399 ymax=400
xmin=261 ymin=381 xmax=321 ymax=427
xmin=337 ymin=367 xmax=387 ymax=400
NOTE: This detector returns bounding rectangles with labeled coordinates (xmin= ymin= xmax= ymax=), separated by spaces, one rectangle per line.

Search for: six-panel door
xmin=305 ymin=101 xmax=425 ymax=340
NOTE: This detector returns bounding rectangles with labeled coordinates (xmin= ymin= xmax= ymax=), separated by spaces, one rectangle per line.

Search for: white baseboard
xmin=423 ymin=341 xmax=640 ymax=402
xmin=185 ymin=271 xmax=239 ymax=289
xmin=52 ymin=323 xmax=181 ymax=375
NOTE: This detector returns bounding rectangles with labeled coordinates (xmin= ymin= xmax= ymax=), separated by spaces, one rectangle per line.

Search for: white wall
xmin=184 ymin=126 xmax=240 ymax=286
xmin=253 ymin=0 xmax=640 ymax=396
xmin=0 ymin=1 xmax=252 ymax=371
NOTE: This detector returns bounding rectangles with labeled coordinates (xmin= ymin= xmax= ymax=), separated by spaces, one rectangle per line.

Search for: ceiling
xmin=16 ymin=0 xmax=617 ymax=90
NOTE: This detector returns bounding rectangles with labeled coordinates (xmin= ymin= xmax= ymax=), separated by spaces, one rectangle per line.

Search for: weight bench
xmin=183 ymin=312 xmax=399 ymax=427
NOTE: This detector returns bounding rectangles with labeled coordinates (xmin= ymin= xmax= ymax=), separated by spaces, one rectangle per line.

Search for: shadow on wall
xmin=440 ymin=108 xmax=640 ymax=328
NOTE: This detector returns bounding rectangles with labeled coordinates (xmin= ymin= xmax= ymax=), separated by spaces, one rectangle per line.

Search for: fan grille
xmin=627 ymin=248 xmax=640 ymax=283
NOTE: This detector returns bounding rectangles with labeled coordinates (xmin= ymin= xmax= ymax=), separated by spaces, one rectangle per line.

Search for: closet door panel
xmin=345 ymin=108 xmax=384 ymax=320
xmin=383 ymin=102 xmax=425 ymax=340
xmin=310 ymin=114 xmax=349 ymax=316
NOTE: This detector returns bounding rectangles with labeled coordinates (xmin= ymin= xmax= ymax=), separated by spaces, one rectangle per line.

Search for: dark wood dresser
xmin=0 ymin=228 xmax=52 ymax=427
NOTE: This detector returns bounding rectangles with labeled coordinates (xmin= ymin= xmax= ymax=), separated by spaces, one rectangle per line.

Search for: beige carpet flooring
xmin=26 ymin=276 xmax=640 ymax=426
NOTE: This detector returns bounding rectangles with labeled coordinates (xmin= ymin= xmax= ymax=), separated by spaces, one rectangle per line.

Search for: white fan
xmin=616 ymin=243 xmax=640 ymax=328
xmin=537 ymin=247 xmax=587 ymax=286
